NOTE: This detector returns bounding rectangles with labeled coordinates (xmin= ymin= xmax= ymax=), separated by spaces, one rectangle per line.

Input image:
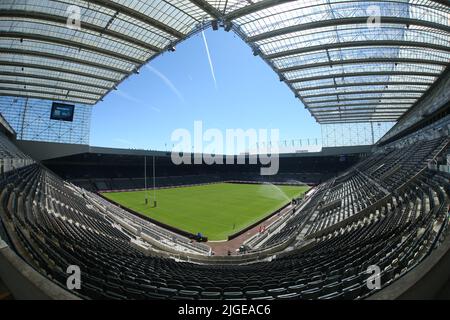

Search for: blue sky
xmin=90 ymin=28 xmax=321 ymax=151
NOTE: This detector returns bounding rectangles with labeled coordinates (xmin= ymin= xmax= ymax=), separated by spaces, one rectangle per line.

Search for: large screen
xmin=50 ymin=102 xmax=75 ymax=122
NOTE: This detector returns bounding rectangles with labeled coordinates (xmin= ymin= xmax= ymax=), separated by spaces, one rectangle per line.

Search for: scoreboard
xmin=50 ymin=102 xmax=75 ymax=122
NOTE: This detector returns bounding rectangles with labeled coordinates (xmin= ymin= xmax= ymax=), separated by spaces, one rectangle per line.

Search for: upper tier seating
xmin=245 ymin=136 xmax=449 ymax=251
xmin=0 ymin=132 xmax=33 ymax=173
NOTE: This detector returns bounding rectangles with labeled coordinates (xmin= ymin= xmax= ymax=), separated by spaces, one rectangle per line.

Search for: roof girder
xmin=225 ymin=0 xmax=450 ymax=21
xmin=0 ymin=10 xmax=162 ymax=52
xmin=298 ymin=81 xmax=432 ymax=91
xmin=86 ymin=0 xmax=185 ymax=39
xmin=0 ymin=91 xmax=96 ymax=105
xmin=0 ymin=31 xmax=145 ymax=65
xmin=306 ymin=96 xmax=417 ymax=104
xmin=0 ymin=48 xmax=130 ymax=74
xmin=0 ymin=86 xmax=97 ymax=101
xmin=279 ymin=58 xmax=449 ymax=73
xmin=288 ymin=71 xmax=440 ymax=84
xmin=303 ymin=89 xmax=425 ymax=99
xmin=0 ymin=71 xmax=110 ymax=90
xmin=250 ymin=16 xmax=450 ymax=42
xmin=0 ymin=79 xmax=105 ymax=96
xmin=320 ymin=119 xmax=397 ymax=124
xmin=0 ymin=60 xmax=119 ymax=82
xmin=311 ymin=107 xmax=409 ymax=113
xmin=266 ymin=40 xmax=450 ymax=60
xmin=188 ymin=0 xmax=221 ymax=18
xmin=316 ymin=116 xmax=403 ymax=122
xmin=307 ymin=102 xmax=412 ymax=109
xmin=226 ymin=0 xmax=302 ymax=21
xmin=316 ymin=111 xmax=403 ymax=117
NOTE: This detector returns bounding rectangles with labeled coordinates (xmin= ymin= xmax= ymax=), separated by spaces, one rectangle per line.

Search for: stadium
xmin=0 ymin=0 xmax=449 ymax=303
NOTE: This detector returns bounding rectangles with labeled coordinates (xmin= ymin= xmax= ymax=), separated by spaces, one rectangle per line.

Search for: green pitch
xmin=103 ymin=183 xmax=310 ymax=241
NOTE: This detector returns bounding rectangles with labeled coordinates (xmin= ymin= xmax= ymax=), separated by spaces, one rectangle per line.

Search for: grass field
xmin=103 ymin=183 xmax=310 ymax=241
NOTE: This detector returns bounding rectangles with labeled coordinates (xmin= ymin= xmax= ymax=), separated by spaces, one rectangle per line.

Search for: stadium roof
xmin=0 ymin=0 xmax=449 ymax=123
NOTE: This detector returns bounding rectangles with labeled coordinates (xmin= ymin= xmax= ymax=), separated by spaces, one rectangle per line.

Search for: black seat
xmin=321 ymin=281 xmax=341 ymax=295
xmin=319 ymin=291 xmax=343 ymax=299
xmin=157 ymin=287 xmax=177 ymax=297
xmin=178 ymin=290 xmax=199 ymax=299
xmin=342 ymin=284 xmax=362 ymax=299
xmin=200 ymin=291 xmax=222 ymax=299
xmin=301 ymin=287 xmax=322 ymax=300
xmin=244 ymin=290 xmax=266 ymax=299
xmin=145 ymin=292 xmax=168 ymax=300
xmin=277 ymin=292 xmax=300 ymax=300
xmin=122 ymin=288 xmax=145 ymax=299
xmin=287 ymin=283 xmax=306 ymax=293
xmin=104 ymin=290 xmax=127 ymax=300
xmin=223 ymin=291 xmax=244 ymax=299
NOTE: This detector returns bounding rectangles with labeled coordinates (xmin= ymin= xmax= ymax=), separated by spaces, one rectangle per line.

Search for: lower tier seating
xmin=0 ymin=161 xmax=448 ymax=300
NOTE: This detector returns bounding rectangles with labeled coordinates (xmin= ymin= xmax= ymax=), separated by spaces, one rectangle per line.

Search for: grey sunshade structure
xmin=0 ymin=0 xmax=449 ymax=123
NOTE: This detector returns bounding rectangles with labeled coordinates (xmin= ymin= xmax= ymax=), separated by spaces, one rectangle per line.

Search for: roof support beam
xmin=0 ymin=79 xmax=105 ymax=96
xmin=0 ymin=48 xmax=129 ymax=74
xmin=0 ymin=32 xmax=144 ymax=65
xmin=308 ymin=102 xmax=412 ymax=109
xmin=226 ymin=0 xmax=450 ymax=21
xmin=266 ymin=41 xmax=450 ymax=60
xmin=189 ymin=0 xmax=222 ymax=19
xmin=226 ymin=0 xmax=295 ymax=20
xmin=321 ymin=115 xmax=401 ymax=118
xmin=317 ymin=117 xmax=401 ymax=123
xmin=317 ymin=117 xmax=402 ymax=123
xmin=0 ymin=10 xmax=162 ymax=52
xmin=320 ymin=119 xmax=397 ymax=124
xmin=298 ymin=82 xmax=432 ymax=92
xmin=86 ymin=0 xmax=184 ymax=38
xmin=250 ymin=16 xmax=450 ymax=42
xmin=314 ymin=109 xmax=406 ymax=114
xmin=0 ymin=71 xmax=111 ymax=90
xmin=311 ymin=107 xmax=409 ymax=113
xmin=288 ymin=71 xmax=440 ymax=83
xmin=316 ymin=112 xmax=402 ymax=118
xmin=303 ymin=90 xmax=425 ymax=99
xmin=0 ymin=91 xmax=96 ymax=105
xmin=0 ymin=86 xmax=98 ymax=101
xmin=312 ymin=108 xmax=405 ymax=117
xmin=279 ymin=58 xmax=449 ymax=73
xmin=0 ymin=61 xmax=119 ymax=82
xmin=306 ymin=97 xmax=417 ymax=104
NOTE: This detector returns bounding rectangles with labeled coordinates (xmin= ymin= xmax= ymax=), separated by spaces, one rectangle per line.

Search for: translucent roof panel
xmin=299 ymin=83 xmax=432 ymax=96
xmin=308 ymin=99 xmax=418 ymax=108
xmin=272 ymin=47 xmax=450 ymax=71
xmin=304 ymin=91 xmax=425 ymax=101
xmin=1 ymin=0 xmax=448 ymax=118
xmin=0 ymin=0 xmax=215 ymax=105
xmin=0 ymin=90 xmax=96 ymax=105
xmin=223 ymin=0 xmax=450 ymax=123
xmin=0 ymin=83 xmax=99 ymax=101
xmin=0 ymin=53 xmax=124 ymax=82
xmin=0 ymin=75 xmax=107 ymax=96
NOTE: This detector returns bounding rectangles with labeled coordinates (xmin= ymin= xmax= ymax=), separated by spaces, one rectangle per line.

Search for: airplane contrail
xmin=115 ymin=89 xmax=162 ymax=112
xmin=202 ymin=30 xmax=217 ymax=89
xmin=146 ymin=65 xmax=185 ymax=103
xmin=150 ymin=106 xmax=161 ymax=113
xmin=114 ymin=89 xmax=143 ymax=104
